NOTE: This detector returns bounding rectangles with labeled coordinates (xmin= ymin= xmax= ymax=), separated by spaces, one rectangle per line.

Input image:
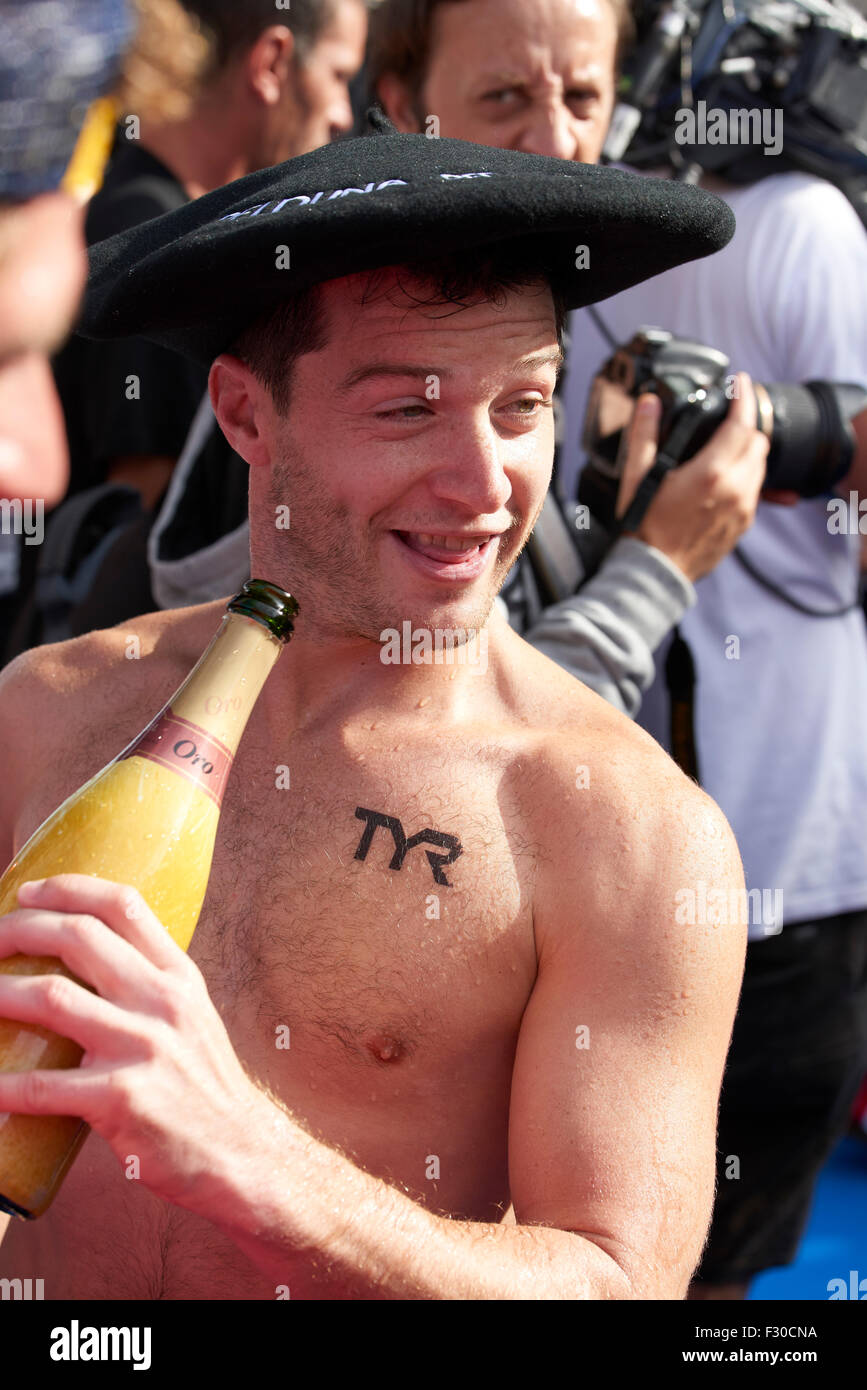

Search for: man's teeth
xmin=408 ymin=533 xmax=490 ymax=553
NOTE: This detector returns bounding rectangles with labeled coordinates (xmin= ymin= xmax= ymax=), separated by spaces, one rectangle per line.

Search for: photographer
xmin=558 ymin=0 xmax=867 ymax=1298
xmin=518 ymin=371 xmax=769 ymax=714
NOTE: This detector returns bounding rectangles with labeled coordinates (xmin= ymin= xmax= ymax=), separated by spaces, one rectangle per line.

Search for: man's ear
xmin=246 ymin=24 xmax=295 ymax=106
xmin=209 ymin=355 xmax=273 ymax=468
xmin=375 ymin=74 xmax=423 ymax=133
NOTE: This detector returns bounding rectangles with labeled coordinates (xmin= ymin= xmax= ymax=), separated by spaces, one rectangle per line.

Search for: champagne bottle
xmin=0 ymin=579 xmax=298 ymax=1219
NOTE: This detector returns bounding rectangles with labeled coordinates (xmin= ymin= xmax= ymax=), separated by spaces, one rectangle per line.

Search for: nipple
xmin=366 ymin=1033 xmax=404 ymax=1064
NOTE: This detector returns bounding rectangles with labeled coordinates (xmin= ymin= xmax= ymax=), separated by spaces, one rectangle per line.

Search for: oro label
xmin=119 ymin=708 xmax=233 ymax=807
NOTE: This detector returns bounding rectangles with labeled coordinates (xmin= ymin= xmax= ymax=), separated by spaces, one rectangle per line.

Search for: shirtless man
xmin=0 ymin=134 xmax=755 ymax=1299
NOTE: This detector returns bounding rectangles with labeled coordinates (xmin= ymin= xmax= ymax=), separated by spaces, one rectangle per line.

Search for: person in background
xmin=56 ymin=0 xmax=369 ymax=513
xmin=554 ymin=1 xmax=867 ymax=1301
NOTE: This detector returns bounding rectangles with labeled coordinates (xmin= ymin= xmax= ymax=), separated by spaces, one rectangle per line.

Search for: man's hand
xmin=0 ymin=874 xmax=269 ymax=1215
xmin=615 ymin=372 xmax=775 ymax=583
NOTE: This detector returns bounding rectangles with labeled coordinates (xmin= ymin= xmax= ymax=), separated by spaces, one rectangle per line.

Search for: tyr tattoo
xmin=353 ymin=806 xmax=463 ymax=886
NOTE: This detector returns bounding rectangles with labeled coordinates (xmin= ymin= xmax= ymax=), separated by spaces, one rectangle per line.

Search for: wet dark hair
xmin=230 ymin=251 xmax=568 ymax=415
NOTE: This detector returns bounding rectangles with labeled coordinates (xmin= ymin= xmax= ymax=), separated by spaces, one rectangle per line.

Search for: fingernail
xmin=19 ymin=879 xmax=46 ymax=897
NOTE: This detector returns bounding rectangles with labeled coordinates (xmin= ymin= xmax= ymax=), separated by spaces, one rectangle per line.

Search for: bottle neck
xmin=167 ymin=611 xmax=283 ymax=755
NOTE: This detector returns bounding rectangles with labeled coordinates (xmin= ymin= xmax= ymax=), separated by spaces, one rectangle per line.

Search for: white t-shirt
xmin=560 ymin=172 xmax=867 ymax=937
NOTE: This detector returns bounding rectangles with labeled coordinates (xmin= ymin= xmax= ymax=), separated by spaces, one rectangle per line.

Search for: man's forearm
xmin=199 ymin=1096 xmax=635 ymax=1300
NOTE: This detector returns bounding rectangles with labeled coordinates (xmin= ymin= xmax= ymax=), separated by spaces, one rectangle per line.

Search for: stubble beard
xmin=257 ymin=451 xmax=529 ymax=647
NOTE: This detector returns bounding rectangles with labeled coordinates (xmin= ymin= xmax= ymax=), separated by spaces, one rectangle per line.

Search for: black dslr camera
xmin=578 ymin=327 xmax=867 ymax=531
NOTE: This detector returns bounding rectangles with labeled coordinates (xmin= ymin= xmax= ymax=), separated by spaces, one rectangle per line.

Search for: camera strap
xmin=526 ymin=491 xmax=585 ymax=603
xmin=614 ymin=453 xmax=678 ymax=539
xmin=665 ymin=627 xmax=702 ymax=786
xmin=732 ymin=545 xmax=860 ymax=618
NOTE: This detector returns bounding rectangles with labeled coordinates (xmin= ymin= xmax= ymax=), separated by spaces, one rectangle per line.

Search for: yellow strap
xmin=61 ymin=97 xmax=118 ymax=203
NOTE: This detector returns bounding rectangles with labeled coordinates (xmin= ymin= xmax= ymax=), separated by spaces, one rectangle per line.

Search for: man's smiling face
xmin=244 ymin=269 xmax=562 ymax=644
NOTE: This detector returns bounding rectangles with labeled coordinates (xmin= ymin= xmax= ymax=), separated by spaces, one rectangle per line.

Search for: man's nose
xmin=328 ymin=89 xmax=354 ymax=138
xmin=515 ymin=100 xmax=579 ymax=161
xmin=425 ymin=419 xmax=514 ymax=514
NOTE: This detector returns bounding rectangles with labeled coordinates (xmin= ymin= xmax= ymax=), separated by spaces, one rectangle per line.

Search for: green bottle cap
xmin=226 ymin=579 xmax=299 ymax=643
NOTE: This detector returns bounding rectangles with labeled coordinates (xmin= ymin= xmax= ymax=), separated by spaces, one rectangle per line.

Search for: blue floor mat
xmin=749 ymin=1137 xmax=867 ymax=1300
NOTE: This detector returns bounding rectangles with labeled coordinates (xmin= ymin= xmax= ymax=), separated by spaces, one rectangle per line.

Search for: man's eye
xmin=567 ymin=90 xmax=599 ymax=112
xmin=375 ymin=404 xmax=431 ymax=420
xmin=500 ymin=400 xmax=555 ymax=425
xmin=481 ymin=88 xmax=521 ymax=105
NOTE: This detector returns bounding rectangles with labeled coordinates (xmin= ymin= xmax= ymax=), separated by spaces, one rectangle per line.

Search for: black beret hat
xmin=81 ymin=120 xmax=735 ymax=366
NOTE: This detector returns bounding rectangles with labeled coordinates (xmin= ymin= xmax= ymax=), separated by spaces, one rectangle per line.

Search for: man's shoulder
xmin=520 ymin=648 xmax=743 ymax=968
xmin=0 ymin=602 xmax=228 ymax=844
xmin=504 ymin=632 xmax=736 ymax=881
xmin=503 ymin=628 xmax=669 ymax=759
xmin=727 ymin=172 xmax=864 ymax=253
xmin=85 ymin=145 xmax=187 ymax=243
xmin=0 ymin=600 xmax=225 ymax=726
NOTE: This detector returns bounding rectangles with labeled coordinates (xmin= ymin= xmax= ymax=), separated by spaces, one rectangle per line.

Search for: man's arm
xmin=508 ymin=739 xmax=747 ymax=1298
xmin=0 ymin=642 xmax=104 ymax=869
xmin=0 ymin=641 xmax=67 ymax=876
xmin=521 ymin=536 xmax=695 ymax=717
xmin=0 ymin=650 xmax=45 ymax=1252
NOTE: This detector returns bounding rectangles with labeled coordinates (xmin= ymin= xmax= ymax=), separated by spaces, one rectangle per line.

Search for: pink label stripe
xmin=169 ymin=711 xmax=234 ymax=761
xmin=119 ymin=707 xmax=233 ymax=809
xmin=124 ymin=747 xmax=226 ymax=807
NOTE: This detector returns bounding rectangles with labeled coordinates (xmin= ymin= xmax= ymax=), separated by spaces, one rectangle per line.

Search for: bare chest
xmin=198 ymin=726 xmax=540 ymax=1088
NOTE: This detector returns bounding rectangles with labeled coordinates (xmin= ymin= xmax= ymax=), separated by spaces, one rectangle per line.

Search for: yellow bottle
xmin=0 ymin=580 xmax=298 ymax=1219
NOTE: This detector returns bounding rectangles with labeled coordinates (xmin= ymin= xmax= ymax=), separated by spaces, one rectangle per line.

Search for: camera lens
xmin=764 ymin=383 xmax=867 ymax=495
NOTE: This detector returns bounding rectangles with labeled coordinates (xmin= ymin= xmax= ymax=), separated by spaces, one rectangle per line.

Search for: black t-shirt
xmin=53 ymin=142 xmax=210 ymax=496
